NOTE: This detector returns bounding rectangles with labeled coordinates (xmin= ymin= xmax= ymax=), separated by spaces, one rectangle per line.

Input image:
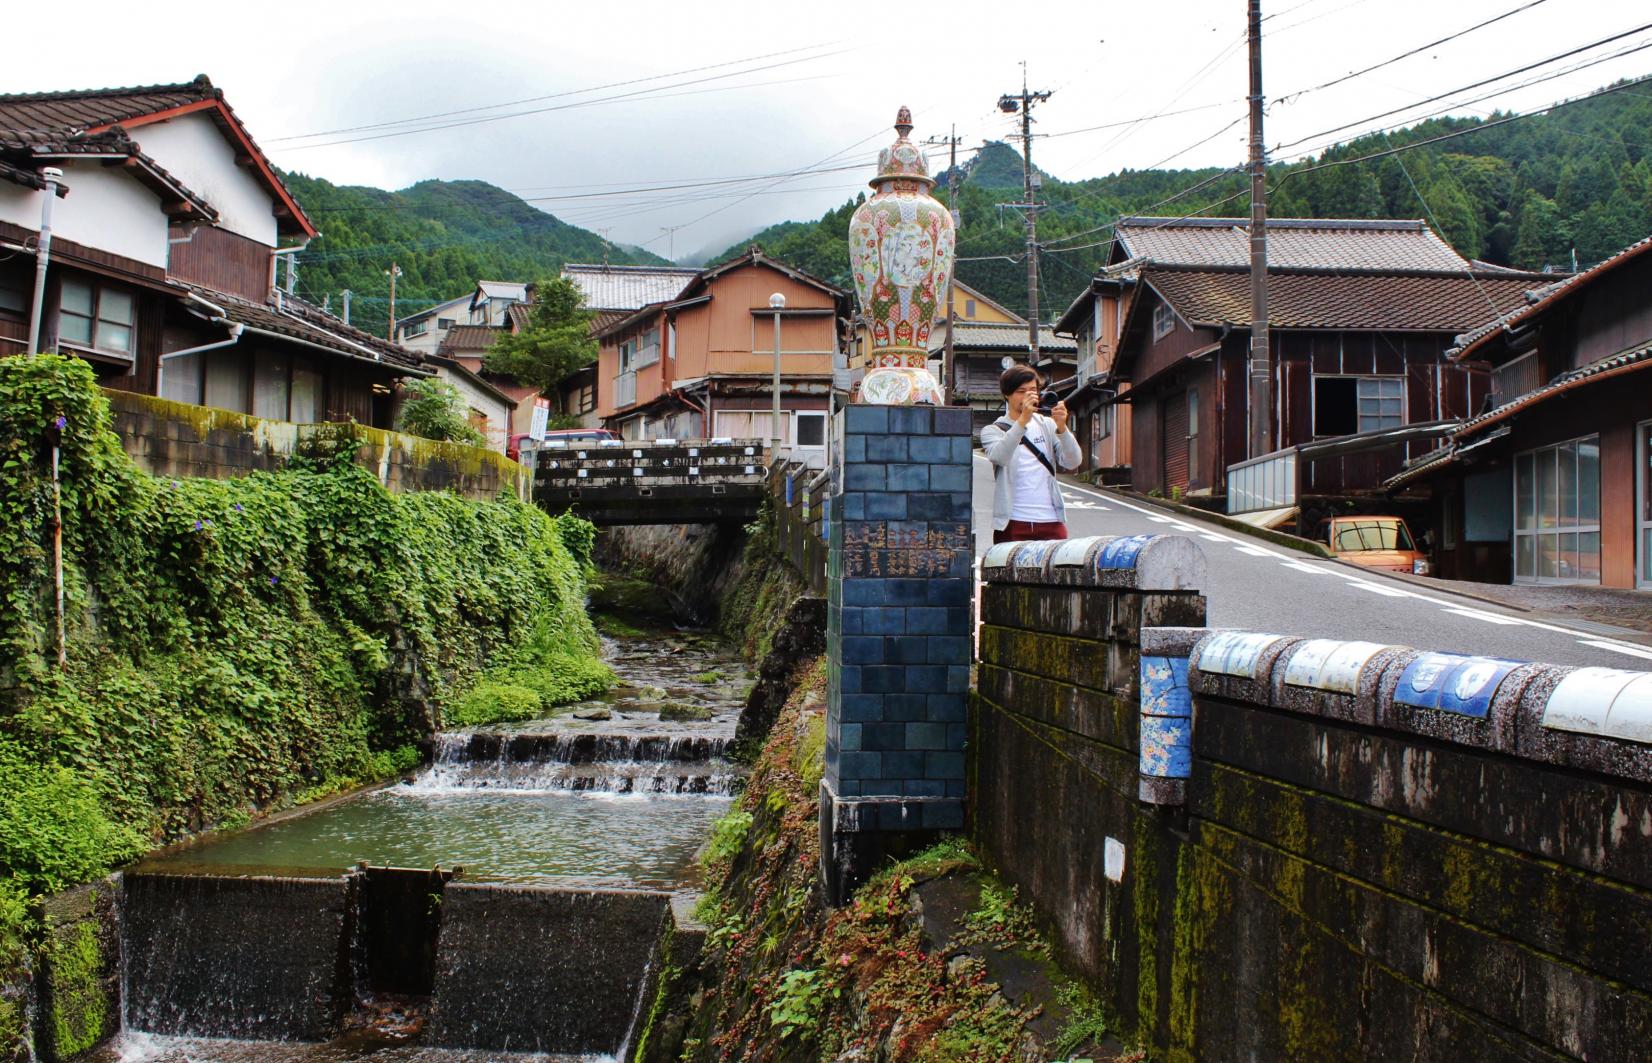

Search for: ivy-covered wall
xmin=0 ymin=356 xmax=609 ymax=1056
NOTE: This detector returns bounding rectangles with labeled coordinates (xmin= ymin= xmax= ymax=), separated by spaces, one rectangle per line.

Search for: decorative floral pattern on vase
xmin=849 ymin=106 xmax=956 ymax=403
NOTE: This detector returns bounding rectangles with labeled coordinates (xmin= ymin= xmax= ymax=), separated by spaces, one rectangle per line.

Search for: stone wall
xmin=104 ymin=389 xmax=530 ymax=502
xmin=972 ymin=535 xmax=1652 ymax=1062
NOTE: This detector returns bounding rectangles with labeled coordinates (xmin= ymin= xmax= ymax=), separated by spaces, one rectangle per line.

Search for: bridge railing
xmin=769 ymin=460 xmax=829 ymax=594
xmin=531 ymin=438 xmax=770 ymax=525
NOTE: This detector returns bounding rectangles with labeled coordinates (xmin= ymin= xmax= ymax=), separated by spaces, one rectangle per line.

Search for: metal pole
xmin=386 ymin=263 xmax=401 ymax=343
xmin=1247 ymin=0 xmax=1273 ymax=459
xmin=772 ymin=311 xmax=783 ymax=461
xmin=769 ymin=292 xmax=786 ymax=464
xmin=1022 ymin=90 xmax=1040 ymax=365
xmin=945 ymin=126 xmax=960 ymax=403
xmin=51 ymin=440 xmax=65 ymax=668
xmin=25 ymin=168 xmax=62 ymax=354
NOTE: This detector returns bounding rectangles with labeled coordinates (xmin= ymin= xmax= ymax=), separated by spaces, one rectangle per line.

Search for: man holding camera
xmin=981 ymin=364 xmax=1084 ymax=544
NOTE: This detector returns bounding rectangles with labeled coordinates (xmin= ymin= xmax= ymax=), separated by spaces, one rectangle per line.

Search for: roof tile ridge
xmin=0 ymin=76 xmax=212 ymax=105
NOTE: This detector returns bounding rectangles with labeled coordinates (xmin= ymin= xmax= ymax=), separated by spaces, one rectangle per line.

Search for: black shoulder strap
xmin=992 ymin=418 xmax=1057 ymax=475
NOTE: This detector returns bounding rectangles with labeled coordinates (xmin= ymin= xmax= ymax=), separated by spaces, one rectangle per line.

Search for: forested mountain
xmin=718 ymin=81 xmax=1652 ymax=322
xmin=281 ymin=175 xmax=667 ymax=339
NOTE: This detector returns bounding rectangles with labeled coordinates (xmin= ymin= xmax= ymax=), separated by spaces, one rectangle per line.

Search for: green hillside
xmin=720 ymin=80 xmax=1652 ymax=322
xmin=281 ymin=174 xmax=668 ymax=338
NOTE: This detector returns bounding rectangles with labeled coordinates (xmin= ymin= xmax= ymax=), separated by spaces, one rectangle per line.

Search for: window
xmin=1314 ymin=376 xmax=1403 ymax=437
xmin=291 ymin=363 xmax=322 ymax=422
xmin=402 ymin=319 xmax=429 ymax=339
xmin=632 ymin=328 xmax=660 ymax=369
xmin=58 ymin=278 xmax=135 ymax=358
xmin=0 ymin=275 xmax=26 ymax=315
xmin=964 ymin=299 xmax=977 ymax=319
xmin=1186 ymin=390 xmax=1199 ymax=483
xmin=716 ymin=410 xmax=789 ymax=443
xmin=1514 ymin=436 xmax=1601 ymax=584
xmin=1491 ymin=351 xmax=1540 ymax=407
xmin=252 ymin=352 xmax=291 ymax=420
xmin=437 ymin=317 xmax=455 ymax=330
xmin=1097 ymin=403 xmax=1114 ymax=440
xmin=796 ymin=412 xmax=826 ymax=449
xmin=1152 ymin=302 xmax=1174 ymax=341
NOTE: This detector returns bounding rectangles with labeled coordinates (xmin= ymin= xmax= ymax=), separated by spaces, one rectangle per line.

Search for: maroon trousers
xmin=992 ymin=520 xmax=1069 ymax=544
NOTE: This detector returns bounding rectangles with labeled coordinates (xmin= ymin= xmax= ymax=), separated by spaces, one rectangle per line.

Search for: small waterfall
xmin=412 ymin=730 xmax=740 ymax=796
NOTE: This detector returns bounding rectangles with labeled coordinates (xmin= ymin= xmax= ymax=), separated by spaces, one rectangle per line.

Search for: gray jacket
xmin=980 ymin=413 xmax=1084 ymax=530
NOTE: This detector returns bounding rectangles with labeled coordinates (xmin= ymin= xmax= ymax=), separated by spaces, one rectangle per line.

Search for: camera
xmin=1037 ymin=388 xmax=1062 ymax=414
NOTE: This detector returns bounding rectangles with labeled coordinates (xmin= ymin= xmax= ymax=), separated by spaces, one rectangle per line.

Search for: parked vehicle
xmin=1322 ymin=515 xmax=1431 ymax=575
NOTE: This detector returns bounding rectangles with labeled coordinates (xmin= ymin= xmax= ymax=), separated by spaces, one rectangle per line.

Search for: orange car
xmin=1323 ymin=516 xmax=1431 ymax=575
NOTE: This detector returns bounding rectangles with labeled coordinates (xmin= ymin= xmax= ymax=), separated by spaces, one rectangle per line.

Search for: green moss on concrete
xmin=46 ymin=917 xmax=107 ymax=1057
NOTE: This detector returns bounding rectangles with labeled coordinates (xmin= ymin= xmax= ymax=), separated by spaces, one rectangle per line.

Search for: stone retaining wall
xmin=972 ymin=535 xmax=1652 ymax=1062
xmin=105 ymin=390 xmax=530 ymax=502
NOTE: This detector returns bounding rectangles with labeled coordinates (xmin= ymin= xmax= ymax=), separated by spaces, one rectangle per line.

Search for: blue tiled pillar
xmin=821 ymin=403 xmax=975 ymax=903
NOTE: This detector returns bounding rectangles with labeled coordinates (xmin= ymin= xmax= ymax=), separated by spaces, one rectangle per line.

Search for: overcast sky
xmin=9 ymin=0 xmax=1650 ymax=261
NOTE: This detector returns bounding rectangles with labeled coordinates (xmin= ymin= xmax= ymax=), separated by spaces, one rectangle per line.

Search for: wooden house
xmin=1101 ymin=217 xmax=1550 ymax=521
xmin=595 ymin=249 xmax=849 ymax=458
xmin=1389 ymin=234 xmax=1652 ymax=588
xmin=0 ymin=76 xmax=424 ymax=426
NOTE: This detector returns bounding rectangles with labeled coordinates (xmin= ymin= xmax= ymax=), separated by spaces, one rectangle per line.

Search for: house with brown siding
xmin=1102 ymin=217 xmax=1550 ymax=524
xmin=595 ymin=249 xmax=849 ymax=458
xmin=1389 ymin=233 xmax=1652 ymax=589
xmin=1054 ymin=268 xmax=1138 ymax=480
xmin=0 ymin=76 xmax=424 ymax=426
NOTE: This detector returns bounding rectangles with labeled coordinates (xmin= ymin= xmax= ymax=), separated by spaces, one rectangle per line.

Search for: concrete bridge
xmin=531 ymin=438 xmax=769 ymax=526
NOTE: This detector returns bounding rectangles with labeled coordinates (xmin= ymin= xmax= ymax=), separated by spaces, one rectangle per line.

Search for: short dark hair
xmin=999 ymin=364 xmax=1041 ymax=397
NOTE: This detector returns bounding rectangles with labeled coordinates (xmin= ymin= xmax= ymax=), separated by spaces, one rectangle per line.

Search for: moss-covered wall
xmin=972 ymin=575 xmax=1652 ymax=1061
xmin=104 ymin=389 xmax=530 ymax=503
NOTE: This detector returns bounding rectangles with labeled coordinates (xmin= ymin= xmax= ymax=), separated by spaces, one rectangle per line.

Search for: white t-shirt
xmin=1009 ymin=417 xmax=1060 ymax=522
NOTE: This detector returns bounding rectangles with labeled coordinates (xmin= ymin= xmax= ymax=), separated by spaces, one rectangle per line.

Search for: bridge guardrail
xmin=532 ymin=438 xmax=770 ymax=525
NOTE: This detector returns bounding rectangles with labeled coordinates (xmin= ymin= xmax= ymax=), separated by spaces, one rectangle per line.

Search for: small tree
xmin=398 ymin=378 xmax=486 ymax=447
xmin=485 ymin=276 xmax=597 ymax=392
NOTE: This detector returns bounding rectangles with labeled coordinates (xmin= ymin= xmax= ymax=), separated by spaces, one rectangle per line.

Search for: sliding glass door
xmin=1513 ymin=435 xmax=1601 ymax=584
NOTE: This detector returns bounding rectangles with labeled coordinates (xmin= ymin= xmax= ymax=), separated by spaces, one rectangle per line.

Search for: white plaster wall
xmin=0 ymin=163 xmax=169 ymax=267
xmin=434 ymin=366 xmax=512 ymax=452
xmin=135 ymin=113 xmax=278 ymax=246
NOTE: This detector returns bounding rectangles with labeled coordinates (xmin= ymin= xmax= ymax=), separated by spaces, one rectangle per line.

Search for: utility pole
xmin=659 ymin=225 xmax=684 ymax=263
xmin=924 ymin=126 xmax=964 ymax=403
xmin=1247 ymin=0 xmax=1273 ymax=459
xmin=596 ymin=228 xmax=613 ymax=267
xmin=385 ymin=263 xmax=401 ymax=343
xmin=998 ymin=68 xmax=1051 ymax=366
xmin=341 ymin=289 xmax=352 ymax=326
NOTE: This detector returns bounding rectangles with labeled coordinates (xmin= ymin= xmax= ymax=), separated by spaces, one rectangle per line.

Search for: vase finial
xmin=894 ymin=105 xmax=913 ymax=137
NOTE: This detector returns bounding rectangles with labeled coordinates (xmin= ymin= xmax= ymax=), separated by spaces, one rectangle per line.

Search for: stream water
xmin=104 ymin=625 xmax=749 ymax=1061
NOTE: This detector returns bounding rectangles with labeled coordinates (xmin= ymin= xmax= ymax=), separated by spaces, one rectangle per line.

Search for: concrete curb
xmin=1067 ymin=480 xmax=1333 ymax=558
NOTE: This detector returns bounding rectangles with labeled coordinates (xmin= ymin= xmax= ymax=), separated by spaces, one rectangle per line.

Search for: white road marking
xmin=1199 ymin=533 xmax=1236 ymax=543
xmin=1235 ymin=546 xmax=1275 ymax=557
xmin=1280 ymin=561 xmax=1331 ymax=575
xmin=1354 ymin=583 xmax=1410 ymax=597
xmin=1579 ymin=640 xmax=1652 ymax=661
xmin=1045 ymin=474 xmax=1652 ymax=659
xmin=1442 ymin=608 xmax=1522 ymax=625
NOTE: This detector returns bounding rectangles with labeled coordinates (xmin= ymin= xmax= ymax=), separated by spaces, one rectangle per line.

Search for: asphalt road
xmin=971 ymin=454 xmax=1652 ymax=670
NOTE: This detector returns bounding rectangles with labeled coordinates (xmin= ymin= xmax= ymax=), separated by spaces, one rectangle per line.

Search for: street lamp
xmin=769 ymin=292 xmax=786 ymax=463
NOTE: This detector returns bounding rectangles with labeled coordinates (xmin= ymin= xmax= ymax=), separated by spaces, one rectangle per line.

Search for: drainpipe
xmin=157 ymin=292 xmax=244 ymax=397
xmin=25 ymin=167 xmax=63 ymax=355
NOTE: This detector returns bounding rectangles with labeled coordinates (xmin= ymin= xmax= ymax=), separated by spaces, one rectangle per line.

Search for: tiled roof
xmin=506 ymin=303 xmax=532 ymax=331
xmin=1450 ymin=233 xmax=1652 ymax=359
xmin=0 ymin=77 xmax=212 ymax=132
xmin=0 ymin=75 xmax=315 ymax=238
xmin=589 ymin=309 xmax=628 ymax=336
xmin=437 ymin=324 xmax=502 ymax=354
xmin=183 ymin=284 xmax=425 ymax=373
xmin=936 ymin=322 xmax=1075 ymax=352
xmin=0 ymin=158 xmax=68 ymax=195
xmin=1143 ymin=267 xmax=1536 ymax=331
xmin=1116 ymin=217 xmax=1475 ymax=273
xmin=475 ymin=280 xmax=528 ymax=302
xmin=1456 ymin=342 xmax=1652 ymax=438
xmin=562 ymin=264 xmax=698 ymax=311
xmin=0 ymin=129 xmax=218 ymax=221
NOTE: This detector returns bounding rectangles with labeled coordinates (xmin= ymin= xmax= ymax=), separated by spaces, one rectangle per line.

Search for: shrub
xmin=397 ymin=378 xmax=486 ymax=446
xmin=447 ymin=682 xmax=544 ymax=728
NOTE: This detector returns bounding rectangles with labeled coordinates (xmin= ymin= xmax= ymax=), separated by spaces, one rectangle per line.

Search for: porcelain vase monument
xmin=848 ymin=107 xmax=956 ymax=406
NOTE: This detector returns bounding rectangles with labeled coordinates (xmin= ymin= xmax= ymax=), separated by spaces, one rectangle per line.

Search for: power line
xmin=271 ymin=40 xmax=847 ymax=142
xmin=282 ymin=49 xmax=854 ymax=151
xmin=1274 ymin=21 xmax=1652 ymax=153
xmin=1273 ymin=0 xmax=1552 ymax=107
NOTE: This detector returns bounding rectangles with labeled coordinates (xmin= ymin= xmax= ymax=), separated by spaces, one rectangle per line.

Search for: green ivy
xmin=0 ymin=355 xmax=609 ymax=939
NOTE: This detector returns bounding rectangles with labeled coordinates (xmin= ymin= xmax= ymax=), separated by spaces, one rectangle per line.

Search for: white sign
xmin=529 ymin=402 xmax=549 ymax=441
xmin=1104 ymin=837 xmax=1127 ymax=883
